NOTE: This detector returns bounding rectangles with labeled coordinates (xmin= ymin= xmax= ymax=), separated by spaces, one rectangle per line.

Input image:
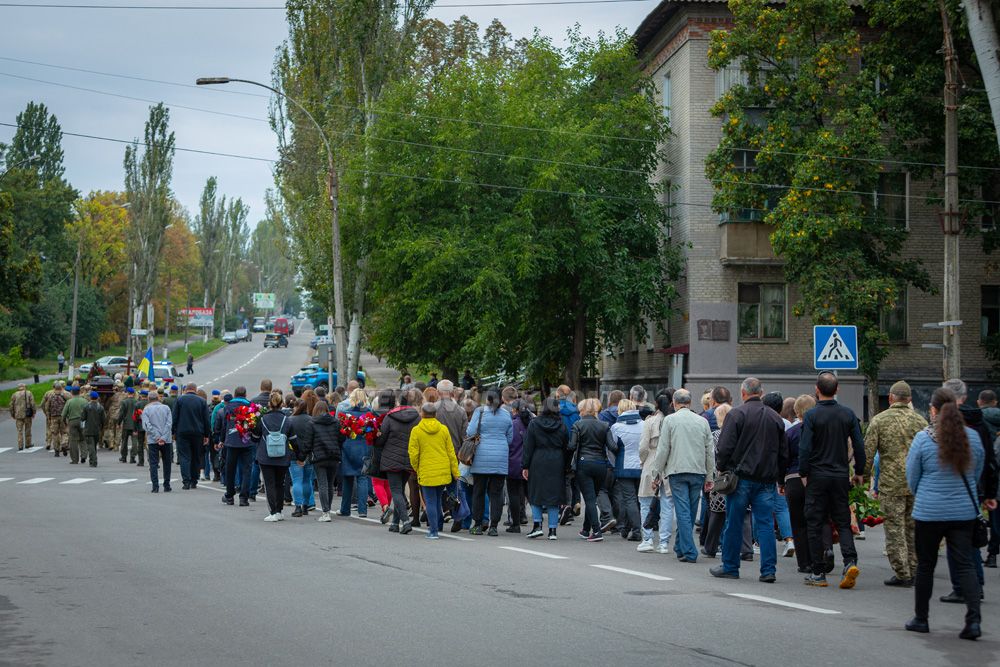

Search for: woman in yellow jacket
xmin=408 ymin=401 xmax=460 ymax=539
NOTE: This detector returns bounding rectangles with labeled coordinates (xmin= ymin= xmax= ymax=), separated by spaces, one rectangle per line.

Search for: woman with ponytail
xmin=905 ymin=388 xmax=985 ymax=640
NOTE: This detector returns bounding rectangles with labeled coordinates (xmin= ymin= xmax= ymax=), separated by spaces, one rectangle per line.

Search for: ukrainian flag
xmin=137 ymin=347 xmax=155 ymax=381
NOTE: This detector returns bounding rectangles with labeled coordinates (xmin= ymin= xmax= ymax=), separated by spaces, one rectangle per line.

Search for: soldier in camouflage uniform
xmin=864 ymin=380 xmax=928 ymax=587
xmin=118 ymin=386 xmax=139 ymax=462
xmin=104 ymin=383 xmax=125 ymax=450
xmin=10 ymin=384 xmax=36 ymax=450
xmin=40 ymin=381 xmax=69 ymax=456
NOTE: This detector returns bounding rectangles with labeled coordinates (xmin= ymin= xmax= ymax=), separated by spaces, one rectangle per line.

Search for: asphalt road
xmin=0 ymin=330 xmax=996 ymax=666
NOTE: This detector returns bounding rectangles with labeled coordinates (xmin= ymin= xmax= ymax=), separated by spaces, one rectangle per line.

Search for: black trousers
xmin=472 ymin=474 xmax=505 ymax=528
xmin=703 ymin=510 xmax=725 ymax=555
xmin=577 ymin=460 xmax=606 ymax=534
xmin=614 ymin=478 xmax=641 ymax=534
xmin=805 ymin=476 xmax=856 ymax=574
xmin=914 ymin=519 xmax=981 ymax=625
xmin=315 ymin=461 xmax=338 ymax=512
xmin=260 ymin=464 xmax=288 ymax=516
xmin=176 ymin=433 xmax=202 ymax=486
xmin=506 ymin=478 xmax=526 ymax=525
xmin=386 ymin=471 xmax=411 ymax=525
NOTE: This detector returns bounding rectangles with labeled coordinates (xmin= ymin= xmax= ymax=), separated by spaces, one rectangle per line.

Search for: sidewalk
xmin=0 ymin=339 xmax=190 ymax=392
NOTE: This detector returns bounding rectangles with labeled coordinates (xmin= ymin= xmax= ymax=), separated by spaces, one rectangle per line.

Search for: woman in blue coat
xmin=467 ymin=389 xmax=513 ymax=536
xmin=338 ymin=388 xmax=374 ymax=518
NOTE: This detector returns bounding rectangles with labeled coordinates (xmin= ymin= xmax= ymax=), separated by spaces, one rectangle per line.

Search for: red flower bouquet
xmin=339 ymin=411 xmax=381 ymax=445
xmin=233 ymin=403 xmax=261 ymax=444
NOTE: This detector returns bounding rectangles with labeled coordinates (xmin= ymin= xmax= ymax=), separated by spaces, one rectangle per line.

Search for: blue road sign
xmin=814 ymin=325 xmax=858 ymax=370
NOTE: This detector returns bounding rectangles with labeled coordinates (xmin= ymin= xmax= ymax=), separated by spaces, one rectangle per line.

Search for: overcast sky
xmin=0 ymin=1 xmax=656 ymax=223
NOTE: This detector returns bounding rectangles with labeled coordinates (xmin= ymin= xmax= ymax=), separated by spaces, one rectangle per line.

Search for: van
xmin=274 ymin=317 xmax=290 ymax=335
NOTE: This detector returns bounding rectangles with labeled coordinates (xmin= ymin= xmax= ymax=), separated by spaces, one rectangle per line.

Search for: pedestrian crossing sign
xmin=814 ymin=325 xmax=858 ymax=370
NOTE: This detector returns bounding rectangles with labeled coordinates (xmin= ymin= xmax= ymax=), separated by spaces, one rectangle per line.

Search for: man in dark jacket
xmin=798 ymin=372 xmax=865 ymax=589
xmin=250 ymin=379 xmax=272 ymax=408
xmin=711 ymin=377 xmax=788 ymax=583
xmin=940 ymin=378 xmax=998 ymax=602
xmin=217 ymin=386 xmax=256 ymax=506
xmin=173 ymin=383 xmax=211 ymax=490
xmin=81 ymin=391 xmax=107 ymax=468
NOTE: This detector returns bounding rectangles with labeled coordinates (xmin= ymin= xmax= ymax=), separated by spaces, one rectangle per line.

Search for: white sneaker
xmin=264 ymin=514 xmax=279 ymax=522
xmin=782 ymin=540 xmax=795 ymax=557
xmin=855 ymin=532 xmax=865 ymax=541
xmin=753 ymin=544 xmax=761 ymax=554
xmin=636 ymin=540 xmax=654 ymax=553
xmin=275 ymin=512 xmax=284 ymax=521
xmin=317 ymin=512 xmax=331 ymax=522
xmin=655 ymin=544 xmax=670 ymax=554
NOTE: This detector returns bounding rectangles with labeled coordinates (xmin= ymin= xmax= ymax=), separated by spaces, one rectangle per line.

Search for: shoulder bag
xmin=262 ymin=415 xmax=289 ymax=458
xmin=960 ymin=474 xmax=989 ymax=549
xmin=458 ymin=408 xmax=483 ymax=466
xmin=713 ymin=409 xmax=765 ymax=495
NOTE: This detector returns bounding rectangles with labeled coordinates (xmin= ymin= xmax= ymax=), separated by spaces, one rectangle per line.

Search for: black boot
xmin=291 ymin=505 xmax=303 ymax=518
xmin=548 ymin=528 xmax=557 ymax=540
xmin=527 ymin=523 xmax=543 ymax=538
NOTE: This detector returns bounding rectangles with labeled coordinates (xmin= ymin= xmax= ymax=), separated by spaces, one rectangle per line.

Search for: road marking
xmin=728 ymin=593 xmax=840 ymax=615
xmin=589 ymin=564 xmax=673 ymax=581
xmin=60 ymin=478 xmax=96 ymax=485
xmin=347 ymin=514 xmax=475 ymax=541
xmin=0 ymin=477 xmax=14 ymax=483
xmin=0 ymin=447 xmax=12 ymax=454
xmin=18 ymin=477 xmax=54 ymax=484
xmin=104 ymin=478 xmax=137 ymax=485
xmin=18 ymin=446 xmax=44 ymax=453
xmin=498 ymin=546 xmax=568 ymax=560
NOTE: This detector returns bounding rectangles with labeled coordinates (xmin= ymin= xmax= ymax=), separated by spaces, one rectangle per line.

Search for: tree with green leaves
xmin=124 ymin=103 xmax=175 ymax=360
xmin=706 ymin=0 xmax=932 ymax=412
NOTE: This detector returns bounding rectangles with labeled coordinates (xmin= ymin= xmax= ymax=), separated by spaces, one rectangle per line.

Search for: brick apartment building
xmin=598 ymin=0 xmax=997 ymax=417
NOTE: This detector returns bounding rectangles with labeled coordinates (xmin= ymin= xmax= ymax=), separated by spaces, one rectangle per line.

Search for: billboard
xmin=252 ymin=293 xmax=276 ymax=309
xmin=180 ymin=307 xmax=215 ymax=328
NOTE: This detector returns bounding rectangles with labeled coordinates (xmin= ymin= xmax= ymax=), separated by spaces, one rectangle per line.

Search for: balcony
xmin=719 ymin=219 xmax=782 ymax=266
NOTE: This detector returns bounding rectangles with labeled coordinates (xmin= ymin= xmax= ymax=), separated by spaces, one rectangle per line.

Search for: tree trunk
xmin=866 ymin=374 xmax=881 ymax=421
xmin=441 ymin=365 xmax=459 ymax=383
xmin=346 ymin=260 xmax=368 ymax=380
xmin=963 ymin=0 xmax=1000 ymax=153
xmin=563 ymin=282 xmax=587 ymax=390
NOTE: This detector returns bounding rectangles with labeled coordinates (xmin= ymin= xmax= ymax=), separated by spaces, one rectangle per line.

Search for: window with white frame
xmin=662 ymin=72 xmax=672 ymax=125
xmin=738 ymin=283 xmax=786 ymax=341
xmin=715 ymin=57 xmax=747 ymax=100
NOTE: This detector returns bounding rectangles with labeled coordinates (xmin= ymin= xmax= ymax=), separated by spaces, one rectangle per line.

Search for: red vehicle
xmin=273 ymin=317 xmax=290 ymax=336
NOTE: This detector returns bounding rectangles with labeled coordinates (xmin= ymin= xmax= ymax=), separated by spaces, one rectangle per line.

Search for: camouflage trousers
xmin=103 ymin=422 xmax=121 ymax=450
xmin=46 ymin=417 xmax=68 ymax=452
xmin=16 ymin=418 xmax=33 ymax=449
xmin=881 ymin=494 xmax=917 ymax=580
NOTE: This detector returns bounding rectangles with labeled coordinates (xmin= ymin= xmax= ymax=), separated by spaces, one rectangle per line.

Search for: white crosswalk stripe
xmin=18 ymin=477 xmax=54 ymax=484
xmin=103 ymin=478 xmax=138 ymax=485
xmin=0 ymin=477 xmax=14 ymax=483
xmin=18 ymin=446 xmax=44 ymax=454
xmin=60 ymin=478 xmax=96 ymax=485
xmin=0 ymin=447 xmax=12 ymax=454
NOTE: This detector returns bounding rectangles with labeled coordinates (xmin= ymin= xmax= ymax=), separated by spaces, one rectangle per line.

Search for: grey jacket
xmin=141 ymin=401 xmax=173 ymax=444
xmin=651 ymin=407 xmax=715 ymax=479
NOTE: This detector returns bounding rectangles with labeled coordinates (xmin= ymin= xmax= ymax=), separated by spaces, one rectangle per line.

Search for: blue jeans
xmin=639 ymin=487 xmax=674 ymax=545
xmin=773 ymin=486 xmax=793 ymax=540
xmin=224 ymin=447 xmax=253 ymax=500
xmin=422 ymin=485 xmax=446 ymax=535
xmin=289 ymin=462 xmax=315 ymax=508
xmin=203 ymin=447 xmax=213 ymax=479
xmin=669 ymin=473 xmax=705 ymax=560
xmin=340 ymin=474 xmax=371 ymax=516
xmin=458 ymin=480 xmax=473 ymax=528
xmin=721 ymin=479 xmax=778 ymax=577
xmin=531 ymin=504 xmax=560 ymax=528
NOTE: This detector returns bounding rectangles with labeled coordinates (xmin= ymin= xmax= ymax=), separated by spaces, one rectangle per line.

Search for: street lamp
xmin=0 ymin=155 xmax=41 ymax=183
xmin=196 ymin=76 xmax=347 ymax=389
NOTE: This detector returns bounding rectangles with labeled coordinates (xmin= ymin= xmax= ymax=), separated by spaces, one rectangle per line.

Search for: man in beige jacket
xmin=10 ymin=384 xmax=37 ymax=450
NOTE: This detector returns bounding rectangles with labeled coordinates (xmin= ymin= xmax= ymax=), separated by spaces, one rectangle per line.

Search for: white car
xmin=80 ymin=355 xmax=131 ymax=377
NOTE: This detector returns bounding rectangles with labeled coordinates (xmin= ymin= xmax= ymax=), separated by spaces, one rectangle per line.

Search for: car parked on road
xmin=222 ymin=331 xmax=238 ymax=344
xmin=149 ymin=360 xmax=182 ymax=383
xmin=252 ymin=317 xmax=266 ymax=333
xmin=309 ymin=334 xmax=332 ymax=350
xmin=263 ymin=333 xmax=288 ymax=349
xmin=290 ymin=364 xmax=337 ymax=396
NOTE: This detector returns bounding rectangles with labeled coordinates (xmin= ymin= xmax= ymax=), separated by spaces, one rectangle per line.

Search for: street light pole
xmin=196 ymin=76 xmax=348 ymax=384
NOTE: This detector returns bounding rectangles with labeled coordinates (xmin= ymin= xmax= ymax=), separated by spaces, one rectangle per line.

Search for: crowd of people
xmin=17 ymin=369 xmax=999 ymax=639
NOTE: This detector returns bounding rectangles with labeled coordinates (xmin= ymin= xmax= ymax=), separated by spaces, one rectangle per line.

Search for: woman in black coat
xmin=308 ymin=401 xmax=343 ymax=522
xmin=375 ymin=391 xmax=421 ymax=534
xmin=522 ymin=397 xmax=569 ymax=540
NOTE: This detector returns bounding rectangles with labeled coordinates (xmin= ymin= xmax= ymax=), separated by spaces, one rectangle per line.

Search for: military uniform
xmin=865 ymin=395 xmax=928 ymax=582
xmin=118 ymin=393 xmax=139 ymax=462
xmin=61 ymin=392 xmax=88 ymax=464
xmin=41 ymin=384 xmax=69 ymax=455
xmin=10 ymin=386 xmax=36 ymax=450
xmin=133 ymin=396 xmax=148 ymax=466
xmin=105 ymin=389 xmax=124 ymax=450
xmin=81 ymin=397 xmax=107 ymax=467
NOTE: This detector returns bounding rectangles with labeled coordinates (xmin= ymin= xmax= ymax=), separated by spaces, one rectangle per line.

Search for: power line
xmin=731 ymin=146 xmax=1000 ymax=174
xmin=0 ymin=0 xmax=657 ymax=9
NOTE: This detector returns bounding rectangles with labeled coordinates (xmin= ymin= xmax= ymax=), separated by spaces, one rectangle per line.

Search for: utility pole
xmin=939 ymin=0 xmax=962 ymax=380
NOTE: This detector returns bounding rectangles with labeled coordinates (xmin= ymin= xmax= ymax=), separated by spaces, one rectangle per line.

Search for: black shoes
xmin=291 ymin=506 xmax=304 ymax=518
xmin=741 ymin=553 xmax=754 ymax=562
xmin=526 ymin=523 xmax=543 ymax=539
xmin=940 ymin=590 xmax=984 ymax=603
xmin=759 ymin=574 xmax=776 ymax=584
xmin=239 ymin=498 xmax=249 ymax=507
xmin=559 ymin=507 xmax=574 ymax=525
xmin=505 ymin=524 xmax=521 ymax=533
xmin=400 ymin=521 xmax=413 ymax=535
xmin=884 ymin=575 xmax=913 ymax=588
xmin=380 ymin=507 xmax=392 ymax=524
xmin=388 ymin=523 xmax=399 ymax=533
xmin=627 ymin=530 xmax=641 ymax=542
xmin=151 ymin=487 xmax=159 ymax=493
xmin=959 ymin=623 xmax=981 ymax=641
xmin=985 ymin=554 xmax=997 ymax=568
xmin=709 ymin=566 xmax=738 ymax=579
xmin=823 ymin=549 xmax=835 ymax=574
xmin=164 ymin=486 xmax=172 ymax=493
xmin=678 ymin=556 xmax=696 ymax=563
xmin=450 ymin=521 xmax=463 ymax=533
xmin=905 ymin=617 xmax=929 ymax=634
xmin=222 ymin=495 xmax=234 ymax=505
xmin=487 ymin=527 xmax=499 ymax=537
xmin=182 ymin=482 xmax=191 ymax=490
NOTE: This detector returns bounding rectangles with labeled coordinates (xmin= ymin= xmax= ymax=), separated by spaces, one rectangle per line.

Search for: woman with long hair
xmin=782 ymin=395 xmax=822 ymax=572
xmin=257 ymin=391 xmax=298 ymax=522
xmin=338 ymin=388 xmax=374 ymax=518
xmin=467 ymin=388 xmax=513 ymax=536
xmin=905 ymin=387 xmax=985 ymax=640
xmin=609 ymin=398 xmax=644 ymax=540
xmin=701 ymin=402 xmax=732 ymax=558
xmin=637 ymin=391 xmax=675 ymax=553
xmin=522 ymin=397 xmax=569 ymax=540
xmin=570 ymin=398 xmax=611 ymax=541
xmin=376 ymin=389 xmax=420 ymax=534
xmin=506 ymin=399 xmax=534 ymax=533
xmin=307 ymin=400 xmax=342 ymax=522
xmin=288 ymin=398 xmax=316 ymax=517
xmin=370 ymin=389 xmax=398 ymax=522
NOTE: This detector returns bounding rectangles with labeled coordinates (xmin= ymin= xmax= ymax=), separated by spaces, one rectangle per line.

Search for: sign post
xmin=252 ymin=293 xmax=276 ymax=310
xmin=814 ymin=325 xmax=859 ymax=371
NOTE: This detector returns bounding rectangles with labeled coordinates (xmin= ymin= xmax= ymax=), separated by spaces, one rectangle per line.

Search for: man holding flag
xmin=137 ymin=347 xmax=156 ymax=384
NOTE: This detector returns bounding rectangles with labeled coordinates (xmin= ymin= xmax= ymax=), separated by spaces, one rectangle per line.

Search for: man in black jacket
xmin=798 ymin=372 xmax=865 ymax=589
xmin=172 ymin=383 xmax=211 ymax=490
xmin=939 ymin=378 xmax=998 ymax=603
xmin=710 ymin=377 xmax=788 ymax=583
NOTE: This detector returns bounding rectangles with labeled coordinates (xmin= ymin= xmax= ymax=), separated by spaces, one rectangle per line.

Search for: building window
xmin=645 ymin=318 xmax=656 ymax=351
xmin=715 ymin=58 xmax=747 ymax=100
xmin=983 ymin=286 xmax=1000 ymax=339
xmin=880 ymin=285 xmax=907 ymax=342
xmin=874 ymin=172 xmax=908 ymax=228
xmin=738 ymin=283 xmax=786 ymax=341
xmin=662 ymin=72 xmax=672 ymax=125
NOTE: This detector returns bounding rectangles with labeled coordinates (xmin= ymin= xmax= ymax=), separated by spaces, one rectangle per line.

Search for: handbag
xmin=362 ymin=446 xmax=384 ymax=477
xmin=714 ymin=407 xmax=767 ymax=495
xmin=262 ymin=415 xmax=289 ymax=458
xmin=960 ymin=474 xmax=989 ymax=549
xmin=458 ymin=407 xmax=483 ymax=466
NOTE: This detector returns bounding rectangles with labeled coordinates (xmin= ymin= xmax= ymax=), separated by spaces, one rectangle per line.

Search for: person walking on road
xmin=408 ymin=400 xmax=460 ymax=539
xmin=11 ymin=383 xmax=36 ymax=451
xmin=41 ymin=381 xmax=68 ymax=456
xmin=782 ymin=395 xmax=826 ymax=574
xmin=864 ymin=381 xmax=927 ymax=587
xmin=905 ymin=387 xmax=985 ymax=640
xmin=186 ymin=352 xmax=194 ymax=375
xmin=218 ymin=386 xmax=256 ymax=506
xmin=652 ymin=388 xmax=715 ymax=563
xmin=506 ymin=399 xmax=532 ymax=533
xmin=711 ymin=377 xmax=788 ymax=583
xmin=81 ymin=391 xmax=106 ymax=467
xmin=61 ymin=385 xmax=87 ymax=464
xmin=117 ymin=387 xmax=140 ymax=463
xmin=306 ymin=401 xmax=343 ymax=522
xmin=375 ymin=391 xmax=420 ymax=534
xmin=141 ymin=390 xmax=173 ymax=492
xmin=522 ymin=397 xmax=570 ymax=540
xmin=288 ymin=399 xmax=316 ymax=518
xmin=338 ymin=388 xmax=374 ymax=518
xmin=637 ymin=392 xmax=675 ymax=554
xmin=571 ymin=398 xmax=612 ymax=541
xmin=798 ymin=372 xmax=866 ymax=589
xmin=57 ymin=351 xmax=65 ymax=375
xmin=702 ymin=402 xmax=733 ymax=559
xmin=173 ymin=383 xmax=211 ymax=490
xmin=609 ymin=399 xmax=644 ymax=541
xmin=467 ymin=389 xmax=513 ymax=536
xmin=436 ymin=380 xmax=470 ymax=532
xmin=257 ymin=391 xmax=298 ymax=522
xmin=133 ymin=389 xmax=148 ymax=467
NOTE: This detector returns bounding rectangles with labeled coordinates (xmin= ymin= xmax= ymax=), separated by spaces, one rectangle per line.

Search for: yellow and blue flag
xmin=137 ymin=347 xmax=155 ymax=381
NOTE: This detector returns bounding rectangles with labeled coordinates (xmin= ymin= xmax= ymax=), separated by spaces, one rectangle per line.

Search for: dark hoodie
xmin=523 ymin=414 xmax=569 ymax=507
xmin=308 ymin=412 xmax=343 ymax=464
xmin=982 ymin=406 xmax=1000 ymax=443
xmin=376 ymin=406 xmax=420 ymax=472
xmin=959 ymin=403 xmax=998 ymax=500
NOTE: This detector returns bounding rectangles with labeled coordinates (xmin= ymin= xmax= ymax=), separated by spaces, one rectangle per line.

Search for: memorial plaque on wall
xmin=697 ymin=319 xmax=731 ymax=341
